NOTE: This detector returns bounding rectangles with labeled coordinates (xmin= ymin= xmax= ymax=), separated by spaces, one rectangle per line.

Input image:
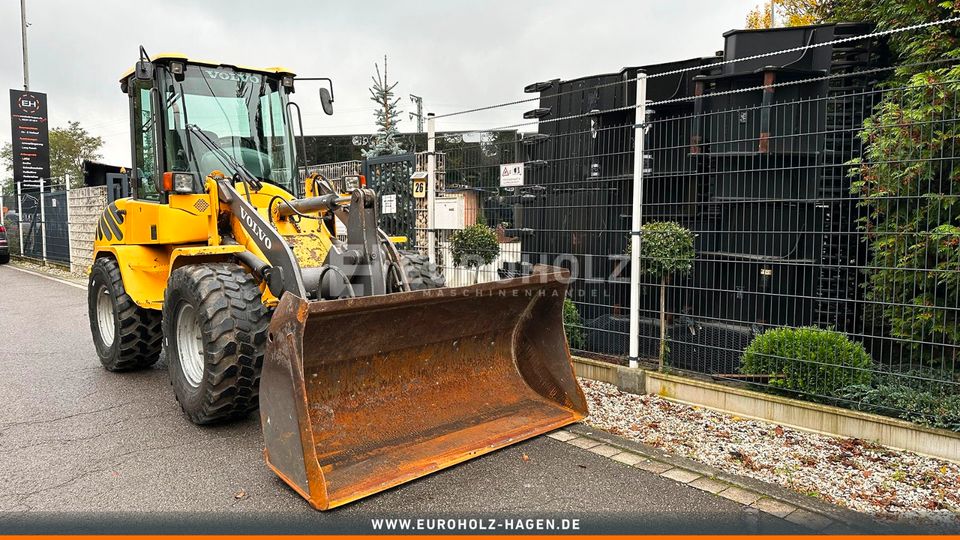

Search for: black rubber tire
xmin=399 ymin=250 xmax=445 ymax=290
xmin=163 ymin=263 xmax=270 ymax=425
xmin=88 ymin=257 xmax=163 ymax=371
xmin=0 ymin=252 xmax=8 ymax=264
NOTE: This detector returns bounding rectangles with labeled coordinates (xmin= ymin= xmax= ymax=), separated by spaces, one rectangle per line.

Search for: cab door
xmin=122 ymin=76 xmax=163 ymax=244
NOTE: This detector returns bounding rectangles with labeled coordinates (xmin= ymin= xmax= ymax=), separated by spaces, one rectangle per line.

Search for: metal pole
xmin=20 ymin=0 xmax=29 ymax=90
xmin=65 ymin=175 xmax=71 ymax=272
xmin=409 ymin=95 xmax=424 ymax=133
xmin=16 ymin=181 xmax=23 ymax=257
xmin=426 ymin=113 xmax=436 ymax=263
xmin=769 ymin=0 xmax=775 ymax=28
xmin=628 ymin=73 xmax=648 ymax=369
xmin=40 ymin=178 xmax=46 ymax=261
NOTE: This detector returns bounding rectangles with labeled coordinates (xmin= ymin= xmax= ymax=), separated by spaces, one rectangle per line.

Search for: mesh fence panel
xmin=412 ymin=24 xmax=960 ymax=424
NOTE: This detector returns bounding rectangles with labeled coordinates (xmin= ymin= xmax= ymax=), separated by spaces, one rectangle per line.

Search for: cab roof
xmin=119 ymin=53 xmax=295 ymax=82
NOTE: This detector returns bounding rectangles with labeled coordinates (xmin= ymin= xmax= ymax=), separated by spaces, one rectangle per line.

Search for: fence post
xmin=40 ymin=177 xmax=47 ymax=262
xmin=16 ymin=181 xmax=23 ymax=257
xmin=628 ymin=73 xmax=648 ymax=369
xmin=426 ymin=112 xmax=437 ymax=263
xmin=65 ymin=175 xmax=71 ymax=272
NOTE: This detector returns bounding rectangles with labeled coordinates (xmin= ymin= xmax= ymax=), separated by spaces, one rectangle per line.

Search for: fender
xmin=169 ymin=244 xmax=245 ymax=272
xmin=93 ymin=245 xmax=170 ymax=310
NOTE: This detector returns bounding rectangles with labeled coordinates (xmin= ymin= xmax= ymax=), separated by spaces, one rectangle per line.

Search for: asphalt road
xmin=0 ymin=265 xmax=804 ymax=534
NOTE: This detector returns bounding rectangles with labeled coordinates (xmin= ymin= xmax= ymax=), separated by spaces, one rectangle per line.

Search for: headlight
xmin=162 ymin=172 xmax=199 ymax=194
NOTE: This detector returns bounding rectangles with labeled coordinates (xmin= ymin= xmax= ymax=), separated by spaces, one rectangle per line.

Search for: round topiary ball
xmin=740 ymin=327 xmax=873 ymax=396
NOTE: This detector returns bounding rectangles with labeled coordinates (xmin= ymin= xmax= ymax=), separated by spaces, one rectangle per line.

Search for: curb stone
xmin=557 ymin=423 xmax=900 ymax=533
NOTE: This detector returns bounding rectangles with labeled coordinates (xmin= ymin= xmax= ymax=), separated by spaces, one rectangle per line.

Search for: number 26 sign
xmin=411 ymin=171 xmax=428 ymax=199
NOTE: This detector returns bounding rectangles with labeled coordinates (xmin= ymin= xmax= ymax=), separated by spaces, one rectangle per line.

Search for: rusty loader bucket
xmin=259 ymin=265 xmax=588 ymax=510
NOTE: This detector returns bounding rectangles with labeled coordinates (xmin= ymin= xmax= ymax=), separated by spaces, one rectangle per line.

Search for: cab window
xmin=131 ymin=80 xmax=159 ymax=200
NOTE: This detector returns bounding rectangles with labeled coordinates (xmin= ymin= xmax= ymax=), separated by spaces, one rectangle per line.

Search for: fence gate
xmin=363 ymin=153 xmax=416 ymax=243
xmin=16 ymin=188 xmax=70 ymax=264
xmin=18 ymin=192 xmax=41 ymax=259
xmin=43 ymin=190 xmax=70 ymax=263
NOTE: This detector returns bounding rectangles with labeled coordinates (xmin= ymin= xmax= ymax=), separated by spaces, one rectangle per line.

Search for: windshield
xmin=161 ymin=64 xmax=297 ymax=193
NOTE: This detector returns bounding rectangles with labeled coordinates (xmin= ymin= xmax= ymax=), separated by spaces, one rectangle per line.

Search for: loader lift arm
xmin=215 ymin=178 xmax=307 ymax=298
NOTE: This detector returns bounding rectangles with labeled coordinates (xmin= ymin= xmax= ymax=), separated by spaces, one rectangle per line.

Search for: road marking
xmin=4 ymin=264 xmax=87 ymax=291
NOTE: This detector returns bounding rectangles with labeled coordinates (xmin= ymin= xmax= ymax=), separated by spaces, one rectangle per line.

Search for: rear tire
xmin=399 ymin=250 xmax=445 ymax=290
xmin=0 ymin=252 xmax=8 ymax=264
xmin=163 ymin=263 xmax=270 ymax=425
xmin=88 ymin=257 xmax=163 ymax=371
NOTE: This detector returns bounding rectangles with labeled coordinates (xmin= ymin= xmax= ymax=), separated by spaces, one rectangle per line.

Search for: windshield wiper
xmin=185 ymin=123 xmax=263 ymax=192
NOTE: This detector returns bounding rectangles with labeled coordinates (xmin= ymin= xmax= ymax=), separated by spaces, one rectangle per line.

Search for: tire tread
xmin=90 ymin=257 xmax=162 ymax=371
xmin=164 ymin=263 xmax=269 ymax=424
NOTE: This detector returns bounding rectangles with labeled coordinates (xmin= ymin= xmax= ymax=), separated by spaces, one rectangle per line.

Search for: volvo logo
xmin=203 ymin=69 xmax=262 ymax=84
xmin=239 ymin=207 xmax=272 ymax=250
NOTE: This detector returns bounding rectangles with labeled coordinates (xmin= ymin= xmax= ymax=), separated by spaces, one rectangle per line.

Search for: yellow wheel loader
xmin=87 ymin=50 xmax=587 ymax=510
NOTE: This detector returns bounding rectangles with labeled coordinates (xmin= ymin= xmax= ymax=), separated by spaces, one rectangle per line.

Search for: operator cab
xmin=120 ymin=54 xmax=300 ymax=201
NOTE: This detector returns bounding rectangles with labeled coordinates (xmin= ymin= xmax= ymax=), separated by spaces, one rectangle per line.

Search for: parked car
xmin=0 ymin=223 xmax=9 ymax=264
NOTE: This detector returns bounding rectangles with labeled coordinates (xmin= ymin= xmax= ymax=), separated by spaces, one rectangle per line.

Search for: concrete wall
xmin=68 ymin=186 xmax=106 ymax=275
xmin=573 ymin=356 xmax=960 ymax=464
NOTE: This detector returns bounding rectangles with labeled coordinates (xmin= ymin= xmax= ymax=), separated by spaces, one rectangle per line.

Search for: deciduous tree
xmin=1 ymin=120 xmax=103 ymax=188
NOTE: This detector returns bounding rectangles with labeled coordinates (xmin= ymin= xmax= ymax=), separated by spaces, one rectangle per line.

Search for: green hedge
xmin=740 ymin=327 xmax=873 ymax=396
xmin=838 ymin=383 xmax=960 ymax=432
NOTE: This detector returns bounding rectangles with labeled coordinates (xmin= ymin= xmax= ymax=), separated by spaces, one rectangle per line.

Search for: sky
xmin=0 ymin=0 xmax=759 ymax=168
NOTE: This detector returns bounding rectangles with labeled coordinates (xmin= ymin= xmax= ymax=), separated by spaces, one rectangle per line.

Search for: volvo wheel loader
xmin=87 ymin=51 xmax=587 ymax=510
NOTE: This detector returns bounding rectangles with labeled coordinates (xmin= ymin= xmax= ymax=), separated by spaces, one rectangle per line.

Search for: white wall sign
xmin=499 ymin=162 xmax=524 ymax=187
xmin=381 ymin=193 xmax=397 ymax=214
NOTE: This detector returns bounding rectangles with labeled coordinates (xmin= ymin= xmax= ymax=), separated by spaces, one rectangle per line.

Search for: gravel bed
xmin=9 ymin=259 xmax=85 ymax=283
xmin=581 ymin=378 xmax=960 ymax=528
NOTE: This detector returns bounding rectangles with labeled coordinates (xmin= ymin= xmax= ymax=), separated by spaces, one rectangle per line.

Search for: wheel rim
xmin=95 ymin=286 xmax=115 ymax=347
xmin=176 ymin=303 xmax=205 ymax=388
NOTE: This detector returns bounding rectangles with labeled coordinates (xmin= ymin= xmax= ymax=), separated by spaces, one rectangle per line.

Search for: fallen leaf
xmin=521 ymin=453 xmax=530 ymax=462
xmin=234 ymin=490 xmax=246 ymax=500
xmin=774 ymin=425 xmax=784 ymax=437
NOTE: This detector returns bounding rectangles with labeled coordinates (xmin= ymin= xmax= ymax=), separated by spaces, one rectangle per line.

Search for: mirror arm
xmin=285 ymin=101 xmax=309 ymax=197
xmin=295 ymin=77 xmax=335 ymax=102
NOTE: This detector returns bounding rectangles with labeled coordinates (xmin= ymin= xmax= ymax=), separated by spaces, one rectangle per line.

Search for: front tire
xmin=399 ymin=250 xmax=445 ymax=290
xmin=87 ymin=257 xmax=163 ymax=371
xmin=163 ymin=263 xmax=270 ymax=425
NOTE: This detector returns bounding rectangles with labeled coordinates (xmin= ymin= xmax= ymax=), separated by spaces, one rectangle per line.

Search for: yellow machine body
xmin=92 ymin=55 xmax=587 ymax=511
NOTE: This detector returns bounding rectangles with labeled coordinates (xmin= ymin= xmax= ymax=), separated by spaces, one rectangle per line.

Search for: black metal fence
xmin=410 ymin=22 xmax=960 ymax=428
xmin=1 ymin=179 xmax=72 ymax=266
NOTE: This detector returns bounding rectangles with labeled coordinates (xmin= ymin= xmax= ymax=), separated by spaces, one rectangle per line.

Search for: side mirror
xmin=319 ymin=88 xmax=334 ymax=115
xmin=135 ymin=61 xmax=154 ymax=81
